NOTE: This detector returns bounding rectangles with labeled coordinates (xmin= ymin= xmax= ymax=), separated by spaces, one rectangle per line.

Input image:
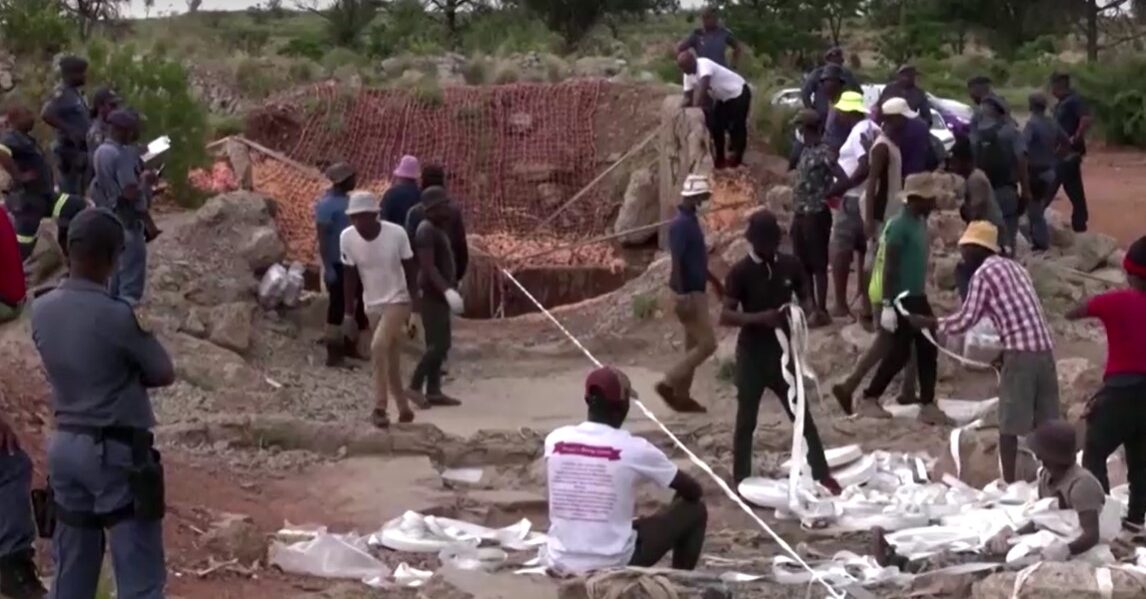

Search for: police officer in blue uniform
xmin=31 ymin=208 xmax=175 ymax=599
xmin=41 ymin=56 xmax=91 ymax=195
xmin=0 ymin=415 xmax=46 ymax=599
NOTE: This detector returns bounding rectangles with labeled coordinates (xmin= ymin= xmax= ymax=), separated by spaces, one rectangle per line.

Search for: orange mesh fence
xmin=240 ymin=81 xmax=659 ymax=266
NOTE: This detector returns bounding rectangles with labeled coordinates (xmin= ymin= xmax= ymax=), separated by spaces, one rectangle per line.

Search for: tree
xmin=821 ymin=0 xmax=861 ymax=47
xmin=517 ymin=0 xmax=677 ymax=49
xmin=716 ymin=0 xmax=825 ymax=67
xmin=0 ymin=0 xmax=73 ymax=57
xmin=425 ymin=0 xmax=475 ymax=45
xmin=296 ymin=0 xmax=383 ymax=47
xmin=186 ymin=0 xmax=201 ymax=12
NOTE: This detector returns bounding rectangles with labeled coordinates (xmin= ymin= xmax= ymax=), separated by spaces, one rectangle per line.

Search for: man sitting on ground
xmin=909 ymin=221 xmax=1058 ymax=483
xmin=542 ymin=367 xmax=707 ymax=574
xmin=874 ymin=420 xmax=1104 ymax=570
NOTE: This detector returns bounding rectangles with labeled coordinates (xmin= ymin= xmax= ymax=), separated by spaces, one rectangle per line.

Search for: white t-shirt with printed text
xmin=683 ymin=58 xmax=746 ymax=102
xmin=339 ymin=221 xmax=414 ymax=310
xmin=541 ymin=421 xmax=678 ymax=574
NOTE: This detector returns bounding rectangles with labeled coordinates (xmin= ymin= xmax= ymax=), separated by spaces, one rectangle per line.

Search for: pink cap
xmin=392 ymin=155 xmax=420 ymax=179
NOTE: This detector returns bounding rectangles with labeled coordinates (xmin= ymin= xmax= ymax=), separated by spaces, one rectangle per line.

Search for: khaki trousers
xmin=663 ymin=293 xmax=717 ymax=399
xmin=368 ymin=303 xmax=413 ymax=413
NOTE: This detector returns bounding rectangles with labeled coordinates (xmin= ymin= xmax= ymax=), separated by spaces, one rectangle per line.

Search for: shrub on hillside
xmin=86 ymin=39 xmax=209 ymax=206
xmin=0 ymin=0 xmax=73 ymax=58
xmin=1074 ymin=58 xmax=1146 ymax=148
xmin=461 ymin=9 xmax=559 ymax=55
xmin=280 ymin=33 xmax=326 ymax=61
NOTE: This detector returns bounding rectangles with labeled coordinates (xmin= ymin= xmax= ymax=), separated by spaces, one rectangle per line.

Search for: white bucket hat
xmin=681 ymin=174 xmax=712 ymax=197
xmin=880 ymin=97 xmax=919 ymax=119
xmin=345 ymin=190 xmax=380 ymax=216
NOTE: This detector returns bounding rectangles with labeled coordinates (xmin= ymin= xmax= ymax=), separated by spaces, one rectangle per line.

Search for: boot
xmin=325 ymin=340 xmax=344 ymax=367
xmin=0 ymin=549 xmax=47 ymax=599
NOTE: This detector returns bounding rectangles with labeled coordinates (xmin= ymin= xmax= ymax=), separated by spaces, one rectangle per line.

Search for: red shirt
xmin=0 ymin=213 xmax=25 ymax=308
xmin=1087 ymin=289 xmax=1146 ymax=377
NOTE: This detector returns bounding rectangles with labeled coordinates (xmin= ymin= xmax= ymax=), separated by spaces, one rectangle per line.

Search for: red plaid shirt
xmin=939 ymin=256 xmax=1055 ymax=352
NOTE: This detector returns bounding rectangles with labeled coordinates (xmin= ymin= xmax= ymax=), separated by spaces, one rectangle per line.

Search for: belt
xmin=57 ymin=424 xmax=152 ymax=447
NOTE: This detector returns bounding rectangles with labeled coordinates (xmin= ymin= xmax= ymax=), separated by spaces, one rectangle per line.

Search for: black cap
xmin=1127 ymin=235 xmax=1146 ymax=272
xmin=421 ymin=186 xmax=448 ymax=209
xmin=91 ymin=87 xmax=120 ymax=110
xmin=746 ymin=209 xmax=780 ymax=243
xmin=67 ymin=208 xmax=125 ymax=257
xmin=107 ymin=109 xmax=139 ymax=129
xmin=59 ymin=56 xmax=88 ymax=74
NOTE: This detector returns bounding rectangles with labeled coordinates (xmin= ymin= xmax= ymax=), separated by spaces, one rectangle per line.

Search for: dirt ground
xmin=1058 ymin=147 xmax=1146 ymax=247
xmin=4 ymin=138 xmax=1140 ymax=599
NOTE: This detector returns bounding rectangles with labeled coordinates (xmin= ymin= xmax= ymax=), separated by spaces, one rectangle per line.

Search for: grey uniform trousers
xmin=0 ymin=448 xmax=36 ymax=559
xmin=49 ymin=431 xmax=165 ymax=599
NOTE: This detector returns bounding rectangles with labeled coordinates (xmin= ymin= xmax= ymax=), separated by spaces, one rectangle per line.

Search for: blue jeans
xmin=49 ymin=431 xmax=165 ymax=599
xmin=110 ymin=223 xmax=147 ymax=306
xmin=0 ymin=448 xmax=36 ymax=559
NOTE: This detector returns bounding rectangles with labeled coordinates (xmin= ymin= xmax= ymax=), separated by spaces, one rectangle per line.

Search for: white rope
xmin=776 ymin=304 xmax=810 ymax=513
xmin=499 ymin=268 xmax=848 ymax=599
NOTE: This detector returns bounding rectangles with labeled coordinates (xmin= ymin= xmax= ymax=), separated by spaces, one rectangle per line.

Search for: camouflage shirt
xmin=793 ymin=142 xmax=835 ymax=214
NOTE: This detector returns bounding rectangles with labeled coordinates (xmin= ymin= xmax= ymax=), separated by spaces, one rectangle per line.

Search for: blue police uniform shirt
xmin=90 ymin=141 xmax=143 ymax=212
xmin=31 ymin=278 xmax=173 ymax=429
xmin=668 ymin=205 xmax=707 ymax=294
xmin=42 ymin=84 xmax=91 ymax=146
xmin=380 ymin=180 xmax=421 ymax=229
xmin=314 ymin=188 xmax=351 ymax=279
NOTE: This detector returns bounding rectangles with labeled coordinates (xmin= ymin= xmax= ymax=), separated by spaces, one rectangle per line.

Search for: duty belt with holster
xmin=36 ymin=425 xmax=166 ymax=534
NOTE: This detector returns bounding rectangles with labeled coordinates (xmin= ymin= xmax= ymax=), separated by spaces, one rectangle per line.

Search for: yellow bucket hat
xmin=959 ymin=221 xmax=1001 ymax=253
xmin=833 ymin=91 xmax=865 ymax=114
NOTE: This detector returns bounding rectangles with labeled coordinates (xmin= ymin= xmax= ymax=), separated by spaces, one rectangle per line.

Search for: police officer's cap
xmin=59 ymin=55 xmax=88 ymax=74
xmin=107 ymin=109 xmax=139 ymax=129
xmin=67 ymin=208 xmax=125 ymax=258
xmin=91 ymin=87 xmax=121 ymax=109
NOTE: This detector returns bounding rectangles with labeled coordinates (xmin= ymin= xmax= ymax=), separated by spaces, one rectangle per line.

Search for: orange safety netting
xmin=240 ymin=81 xmax=650 ymax=266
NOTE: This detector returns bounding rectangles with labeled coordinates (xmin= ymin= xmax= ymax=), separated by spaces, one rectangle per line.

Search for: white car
xmin=771 ymin=83 xmax=971 ymax=152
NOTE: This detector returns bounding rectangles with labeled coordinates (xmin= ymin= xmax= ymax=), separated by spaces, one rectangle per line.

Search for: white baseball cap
xmin=880 ymin=97 xmax=919 ymax=119
xmin=345 ymin=190 xmax=380 ymax=216
xmin=681 ymin=174 xmax=712 ymax=197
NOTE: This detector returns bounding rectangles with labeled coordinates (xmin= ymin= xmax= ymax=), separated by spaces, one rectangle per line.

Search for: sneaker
xmin=918 ymin=403 xmax=955 ymax=426
xmin=406 ymin=390 xmax=431 ymax=410
xmin=427 ymin=394 xmax=462 ymax=407
xmin=857 ymin=398 xmax=893 ymax=419
xmin=0 ymin=550 xmax=46 ymax=599
xmin=370 ymin=409 xmax=390 ymax=429
xmin=831 ymin=384 xmax=854 ymax=416
xmin=675 ymin=397 xmax=708 ymax=414
xmin=895 ymin=393 xmax=920 ymax=406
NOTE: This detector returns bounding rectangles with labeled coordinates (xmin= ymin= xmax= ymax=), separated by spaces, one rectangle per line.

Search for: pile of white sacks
xmin=738 ymin=441 xmax=1134 ymax=588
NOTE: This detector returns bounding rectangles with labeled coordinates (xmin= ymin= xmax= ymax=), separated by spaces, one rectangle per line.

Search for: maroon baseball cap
xmin=585 ymin=367 xmax=635 ymax=403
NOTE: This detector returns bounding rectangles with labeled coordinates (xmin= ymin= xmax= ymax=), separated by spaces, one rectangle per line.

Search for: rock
xmin=615 ymin=168 xmax=659 ymax=246
xmin=201 ymin=512 xmax=265 ymax=564
xmin=972 ymin=561 xmax=1146 ymax=598
xmin=764 ymin=185 xmax=792 ymax=213
xmin=572 ymin=57 xmax=625 ymax=77
xmin=193 ymin=192 xmax=275 ymax=229
xmin=1073 ymin=232 xmax=1119 ymax=272
xmin=1106 ymin=248 xmax=1127 ymax=269
xmin=1090 ymin=267 xmax=1126 ymax=286
xmin=1057 ymin=357 xmax=1103 ymax=408
xmin=559 ymin=570 xmax=731 ymax=599
xmin=0 ymin=68 xmax=13 ymax=92
xmin=932 ymin=172 xmax=966 ymax=211
xmin=932 ymin=254 xmax=960 ymax=291
xmin=928 ymin=212 xmax=965 ymax=250
xmin=225 ymin=139 xmax=254 ymax=191
xmin=434 ymin=567 xmax=560 ymax=599
xmin=207 ymin=302 xmax=256 ymax=354
xmin=1046 ymin=211 xmax=1076 ymax=249
xmin=164 ymin=332 xmax=265 ymax=392
xmin=537 ymin=182 xmax=565 ymax=209
xmin=240 ymin=227 xmax=286 ymax=274
xmin=180 ymin=308 xmax=208 ymax=338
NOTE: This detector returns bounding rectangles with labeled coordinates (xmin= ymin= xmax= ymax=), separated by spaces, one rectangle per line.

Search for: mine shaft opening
xmin=459 ymin=247 xmax=654 ymax=320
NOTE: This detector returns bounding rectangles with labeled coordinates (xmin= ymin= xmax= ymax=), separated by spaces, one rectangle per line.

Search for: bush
xmin=321 ymin=47 xmax=362 ymax=73
xmin=85 ymin=39 xmax=209 ymax=207
xmin=461 ymin=9 xmax=558 ymax=55
xmin=0 ymin=0 xmax=74 ymax=58
xmin=1074 ymin=57 xmax=1146 ymax=147
xmin=287 ymin=59 xmax=320 ymax=84
xmin=209 ymin=113 xmax=244 ymax=138
xmin=233 ymin=57 xmax=278 ymax=99
xmin=280 ymin=33 xmax=326 ymax=61
xmin=750 ymin=78 xmax=798 ymax=159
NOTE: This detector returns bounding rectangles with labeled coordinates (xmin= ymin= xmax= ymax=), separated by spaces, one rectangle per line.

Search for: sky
xmin=125 ymin=0 xmax=707 ymax=18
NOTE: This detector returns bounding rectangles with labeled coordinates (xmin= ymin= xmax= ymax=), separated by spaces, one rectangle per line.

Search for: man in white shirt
xmin=543 ymin=367 xmax=707 ymax=575
xmin=340 ymin=191 xmax=419 ymax=428
xmin=827 ymin=91 xmax=879 ymax=320
xmin=678 ymin=51 xmax=751 ymax=169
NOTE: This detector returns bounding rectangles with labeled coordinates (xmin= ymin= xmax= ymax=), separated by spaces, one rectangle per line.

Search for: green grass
xmin=631 ymin=293 xmax=658 ymax=321
xmin=716 ymin=358 xmax=736 ymax=385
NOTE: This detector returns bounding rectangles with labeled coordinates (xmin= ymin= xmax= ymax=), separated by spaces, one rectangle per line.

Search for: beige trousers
xmin=368 ymin=303 xmax=413 ymax=413
xmin=663 ymin=293 xmax=717 ymax=399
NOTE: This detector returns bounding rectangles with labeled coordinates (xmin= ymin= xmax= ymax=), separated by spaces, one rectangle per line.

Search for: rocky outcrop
xmin=163 ymin=332 xmax=266 ymax=392
xmin=973 ymin=562 xmax=1146 ymax=599
xmin=240 ymin=227 xmax=286 ymax=275
xmin=614 ymin=167 xmax=658 ymax=245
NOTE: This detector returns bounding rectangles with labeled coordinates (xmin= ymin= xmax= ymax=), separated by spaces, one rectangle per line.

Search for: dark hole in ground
xmin=461 ymin=247 xmax=656 ymax=319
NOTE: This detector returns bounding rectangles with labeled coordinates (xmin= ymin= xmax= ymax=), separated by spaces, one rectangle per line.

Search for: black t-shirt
xmin=1054 ymin=92 xmax=1089 ymax=154
xmin=0 ymin=130 xmax=54 ymax=197
xmin=724 ymin=253 xmax=807 ymax=351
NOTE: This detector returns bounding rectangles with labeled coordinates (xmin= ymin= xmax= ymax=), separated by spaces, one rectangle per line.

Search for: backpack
xmin=973 ymin=124 xmax=1015 ymax=188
